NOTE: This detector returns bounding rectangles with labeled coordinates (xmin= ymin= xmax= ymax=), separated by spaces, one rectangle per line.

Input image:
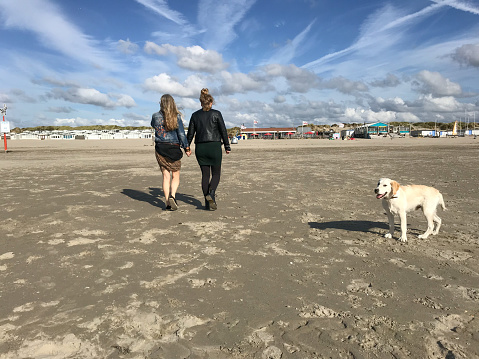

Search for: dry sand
xmin=0 ymin=137 xmax=478 ymax=358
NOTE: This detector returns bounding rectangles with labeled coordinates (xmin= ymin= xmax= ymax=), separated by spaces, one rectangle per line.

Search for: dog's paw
xmin=384 ymin=233 xmax=392 ymax=239
xmin=418 ymin=234 xmax=429 ymax=239
xmin=398 ymin=236 xmax=408 ymax=242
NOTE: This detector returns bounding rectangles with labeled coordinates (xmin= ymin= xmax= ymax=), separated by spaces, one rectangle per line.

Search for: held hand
xmin=226 ymin=150 xmax=231 ymax=154
xmin=186 ymin=150 xmax=192 ymax=157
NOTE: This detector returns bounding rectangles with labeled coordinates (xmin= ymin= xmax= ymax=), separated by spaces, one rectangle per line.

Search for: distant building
xmin=353 ymin=122 xmax=389 ymax=138
xmin=240 ymin=127 xmax=296 ymax=139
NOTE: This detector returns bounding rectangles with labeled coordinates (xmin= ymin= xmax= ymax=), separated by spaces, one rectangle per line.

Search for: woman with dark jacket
xmin=187 ymin=88 xmax=231 ymax=210
xmin=151 ymin=94 xmax=190 ymax=211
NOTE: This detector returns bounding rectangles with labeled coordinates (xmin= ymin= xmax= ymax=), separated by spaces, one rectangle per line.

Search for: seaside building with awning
xmin=240 ymin=127 xmax=296 ymax=139
xmin=353 ymin=122 xmax=389 ymax=138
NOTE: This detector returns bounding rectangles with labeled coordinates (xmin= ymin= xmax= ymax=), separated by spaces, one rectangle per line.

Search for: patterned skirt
xmin=155 ymin=150 xmax=181 ymax=172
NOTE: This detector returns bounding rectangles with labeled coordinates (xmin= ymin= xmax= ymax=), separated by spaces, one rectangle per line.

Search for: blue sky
xmin=0 ymin=0 xmax=478 ymax=129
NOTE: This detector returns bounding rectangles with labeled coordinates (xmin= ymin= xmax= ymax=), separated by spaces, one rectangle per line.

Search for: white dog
xmin=375 ymin=178 xmax=446 ymax=242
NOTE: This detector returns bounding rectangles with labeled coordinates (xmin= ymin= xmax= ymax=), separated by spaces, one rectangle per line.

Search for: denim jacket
xmin=151 ymin=111 xmax=189 ymax=149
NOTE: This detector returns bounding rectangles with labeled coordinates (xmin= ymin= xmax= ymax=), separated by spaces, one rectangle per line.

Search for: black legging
xmin=200 ymin=165 xmax=221 ymax=196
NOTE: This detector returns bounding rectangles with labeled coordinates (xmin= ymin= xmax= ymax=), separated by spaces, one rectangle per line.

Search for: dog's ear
xmin=391 ymin=181 xmax=400 ymax=196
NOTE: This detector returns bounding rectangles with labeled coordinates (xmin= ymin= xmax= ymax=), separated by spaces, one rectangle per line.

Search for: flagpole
xmin=1 ymin=104 xmax=7 ymax=153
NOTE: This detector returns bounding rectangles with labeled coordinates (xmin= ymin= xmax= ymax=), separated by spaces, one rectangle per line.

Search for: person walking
xmin=151 ymin=94 xmax=190 ymax=211
xmin=187 ymin=88 xmax=230 ymax=210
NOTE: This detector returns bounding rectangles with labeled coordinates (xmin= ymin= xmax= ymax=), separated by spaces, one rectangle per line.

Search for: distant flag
xmin=240 ymin=124 xmax=246 ymax=130
xmin=254 ymin=120 xmax=258 ymax=124
xmin=302 ymin=121 xmax=308 ymax=126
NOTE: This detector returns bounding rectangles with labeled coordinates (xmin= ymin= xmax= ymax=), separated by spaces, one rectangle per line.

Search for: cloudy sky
xmin=0 ymin=0 xmax=478 ymax=129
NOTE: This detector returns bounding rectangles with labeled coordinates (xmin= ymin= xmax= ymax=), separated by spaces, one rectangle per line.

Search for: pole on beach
xmin=1 ymin=104 xmax=7 ymax=153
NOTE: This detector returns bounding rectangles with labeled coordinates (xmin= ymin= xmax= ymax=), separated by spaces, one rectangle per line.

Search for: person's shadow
xmin=308 ymin=220 xmax=389 ymax=235
xmin=121 ymin=187 xmax=203 ymax=210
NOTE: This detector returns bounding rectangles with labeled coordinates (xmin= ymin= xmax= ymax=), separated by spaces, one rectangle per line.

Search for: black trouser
xmin=200 ymin=165 xmax=221 ymax=196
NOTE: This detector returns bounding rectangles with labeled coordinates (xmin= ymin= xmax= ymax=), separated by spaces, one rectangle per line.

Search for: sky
xmin=0 ymin=0 xmax=478 ymax=129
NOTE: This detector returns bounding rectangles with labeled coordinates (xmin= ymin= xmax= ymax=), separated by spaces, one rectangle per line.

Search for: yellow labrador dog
xmin=375 ymin=178 xmax=446 ymax=242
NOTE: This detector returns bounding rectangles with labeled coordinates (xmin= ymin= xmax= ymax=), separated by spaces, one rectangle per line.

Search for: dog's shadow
xmin=309 ymin=220 xmax=389 ymax=235
xmin=121 ymin=187 xmax=203 ymax=210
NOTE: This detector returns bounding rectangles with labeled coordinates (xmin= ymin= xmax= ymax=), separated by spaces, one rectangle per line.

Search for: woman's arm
xmin=176 ymin=115 xmax=189 ymax=149
xmin=217 ymin=111 xmax=231 ymax=152
xmin=187 ymin=115 xmax=196 ymax=145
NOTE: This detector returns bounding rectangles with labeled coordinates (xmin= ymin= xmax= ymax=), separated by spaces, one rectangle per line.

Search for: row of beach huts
xmin=7 ymin=129 xmax=153 ymax=140
xmin=4 ymin=122 xmax=478 ymax=141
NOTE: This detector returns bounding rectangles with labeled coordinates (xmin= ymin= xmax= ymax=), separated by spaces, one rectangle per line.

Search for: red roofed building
xmin=240 ymin=127 xmax=296 ymax=139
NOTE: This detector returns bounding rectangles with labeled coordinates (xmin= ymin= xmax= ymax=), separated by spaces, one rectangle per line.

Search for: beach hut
xmin=353 ymin=122 xmax=389 ymax=138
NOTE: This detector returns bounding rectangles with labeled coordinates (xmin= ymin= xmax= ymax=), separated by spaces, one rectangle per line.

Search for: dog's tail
xmin=439 ymin=193 xmax=447 ymax=211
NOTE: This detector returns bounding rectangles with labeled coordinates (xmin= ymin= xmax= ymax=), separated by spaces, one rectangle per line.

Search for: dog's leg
xmin=385 ymin=211 xmax=395 ymax=239
xmin=398 ymin=211 xmax=408 ymax=242
xmin=418 ymin=210 xmax=435 ymax=239
xmin=432 ymin=214 xmax=442 ymax=235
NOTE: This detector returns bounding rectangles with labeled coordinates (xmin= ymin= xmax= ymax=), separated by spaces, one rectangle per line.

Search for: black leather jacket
xmin=187 ymin=109 xmax=231 ymax=151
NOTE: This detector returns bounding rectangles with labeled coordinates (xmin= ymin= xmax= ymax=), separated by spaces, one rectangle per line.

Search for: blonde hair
xmin=160 ymin=94 xmax=179 ymax=131
xmin=199 ymin=88 xmax=214 ymax=110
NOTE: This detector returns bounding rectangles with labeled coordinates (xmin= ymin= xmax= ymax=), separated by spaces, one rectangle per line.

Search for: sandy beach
xmin=0 ymin=137 xmax=478 ymax=358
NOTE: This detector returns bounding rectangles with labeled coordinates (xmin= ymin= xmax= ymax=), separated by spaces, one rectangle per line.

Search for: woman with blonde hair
xmin=151 ymin=94 xmax=190 ymax=211
xmin=187 ymin=88 xmax=230 ymax=210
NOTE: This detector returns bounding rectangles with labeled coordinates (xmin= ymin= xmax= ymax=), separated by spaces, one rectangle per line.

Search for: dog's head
xmin=374 ymin=178 xmax=400 ymax=199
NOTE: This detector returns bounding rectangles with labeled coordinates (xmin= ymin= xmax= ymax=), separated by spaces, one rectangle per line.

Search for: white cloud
xmin=431 ymin=0 xmax=479 ymax=15
xmin=303 ymin=2 xmax=446 ymax=71
xmin=0 ymin=0 xmax=117 ymax=69
xmin=415 ymin=70 xmax=462 ymax=97
xmin=415 ymin=94 xmax=461 ymax=112
xmin=117 ymin=39 xmax=139 ymax=54
xmin=47 ymin=106 xmax=75 ymax=113
xmin=115 ymin=94 xmax=136 ymax=108
xmin=48 ymin=87 xmax=136 ymax=109
xmin=55 ymin=116 xmax=143 ymax=127
xmin=163 ymin=44 xmax=229 ymax=73
xmin=374 ymin=96 xmax=409 ymax=112
xmin=266 ymin=20 xmax=316 ymax=64
xmin=395 ymin=112 xmax=421 ymax=122
xmin=134 ymin=0 xmax=188 ymax=25
xmin=143 ymin=73 xmax=204 ymax=97
xmin=178 ymin=97 xmax=199 ymax=111
xmin=198 ymin=0 xmax=257 ymax=51
xmin=219 ymin=71 xmax=272 ymax=94
xmin=144 ymin=41 xmax=169 ymax=56
xmin=263 ymin=64 xmax=319 ymax=93
xmin=322 ymin=76 xmax=369 ymax=94
xmin=53 ymin=118 xmax=76 ymax=126
xmin=144 ymin=43 xmax=228 ymax=73
xmin=370 ymin=73 xmax=401 ymax=88
xmin=452 ymin=43 xmax=479 ymax=67
xmin=0 ymin=93 xmax=12 ymax=103
xmin=365 ymin=110 xmax=397 ymax=123
xmin=344 ymin=107 xmax=364 ymax=121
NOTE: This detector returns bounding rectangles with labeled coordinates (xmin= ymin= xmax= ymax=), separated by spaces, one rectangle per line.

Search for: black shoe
xmin=205 ymin=190 xmax=217 ymax=211
xmin=168 ymin=196 xmax=178 ymax=211
xmin=204 ymin=198 xmax=210 ymax=210
xmin=165 ymin=205 xmax=172 ymax=211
